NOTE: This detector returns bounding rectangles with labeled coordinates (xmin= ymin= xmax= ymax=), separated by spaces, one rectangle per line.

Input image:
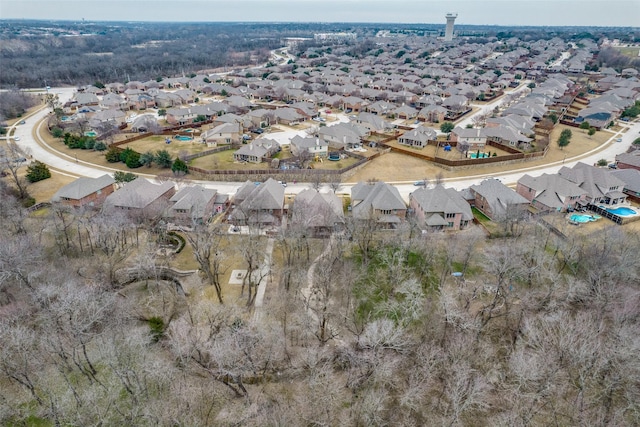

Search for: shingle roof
xmin=52 ymin=174 xmax=115 ymax=202
xmin=292 ymin=188 xmax=344 ymax=228
xmin=247 ymin=178 xmax=284 ymax=210
xmin=168 ymin=185 xmax=217 ymax=219
xmin=105 ymin=178 xmax=175 ymax=209
xmin=558 ymin=162 xmax=625 ymax=200
xmin=351 ymin=181 xmax=406 ymax=219
xmin=611 ymin=169 xmax=640 ymax=194
xmin=517 ymin=173 xmax=586 ymax=210
xmin=410 ymin=185 xmax=473 ymax=221
xmin=470 ymin=178 xmax=529 ymax=218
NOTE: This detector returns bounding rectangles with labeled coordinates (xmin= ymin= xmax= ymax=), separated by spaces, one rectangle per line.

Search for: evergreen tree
xmin=155 ymin=149 xmax=173 ymax=168
xmin=171 ymin=158 xmax=188 ymax=175
xmin=26 ymin=161 xmax=51 ymax=182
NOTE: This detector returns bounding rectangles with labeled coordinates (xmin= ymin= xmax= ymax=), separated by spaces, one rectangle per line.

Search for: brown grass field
xmin=346 ymin=124 xmax=613 ymax=183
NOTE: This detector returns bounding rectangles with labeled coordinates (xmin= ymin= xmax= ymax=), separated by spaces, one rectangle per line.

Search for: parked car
xmin=413 ymin=180 xmax=426 ymax=186
xmin=251 ymin=128 xmax=264 ymax=134
xmin=608 ymin=163 xmax=618 ymax=169
xmin=616 ymin=138 xmax=622 ymax=142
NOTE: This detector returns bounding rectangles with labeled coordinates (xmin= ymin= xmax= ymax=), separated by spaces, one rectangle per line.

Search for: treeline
xmin=597 ymin=47 xmax=640 ymax=72
xmin=0 ymin=90 xmax=40 ymax=121
xmin=0 ymin=22 xmax=287 ymax=88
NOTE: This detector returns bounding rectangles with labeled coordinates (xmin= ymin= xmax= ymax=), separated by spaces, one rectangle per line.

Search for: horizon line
xmin=1 ymin=18 xmax=639 ymax=29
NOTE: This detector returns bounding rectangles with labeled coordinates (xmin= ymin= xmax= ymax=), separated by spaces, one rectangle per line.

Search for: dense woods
xmin=1 ymin=20 xmax=637 ymax=89
xmin=0 ymin=182 xmax=638 ymax=425
xmin=0 ymin=90 xmax=40 ymax=121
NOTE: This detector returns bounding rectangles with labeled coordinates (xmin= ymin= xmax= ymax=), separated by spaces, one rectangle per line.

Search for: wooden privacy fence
xmin=380 ymin=139 xmax=547 ymax=168
xmin=188 ymin=154 xmax=369 ymax=178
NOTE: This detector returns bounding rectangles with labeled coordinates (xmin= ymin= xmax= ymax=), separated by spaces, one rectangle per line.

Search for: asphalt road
xmin=10 ymin=86 xmax=640 ymax=202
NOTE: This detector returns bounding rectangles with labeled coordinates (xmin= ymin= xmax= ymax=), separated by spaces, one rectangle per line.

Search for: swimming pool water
xmin=176 ymin=136 xmax=193 ymax=141
xmin=570 ymin=214 xmax=596 ymax=223
xmin=606 ymin=206 xmax=637 ymax=217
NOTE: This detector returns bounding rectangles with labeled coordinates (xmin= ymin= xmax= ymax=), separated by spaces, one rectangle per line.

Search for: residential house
xmin=353 ymin=112 xmax=393 ymax=132
xmin=193 ymin=102 xmax=230 ymax=119
xmin=154 ymin=92 xmax=184 ymax=108
xmin=100 ymin=93 xmax=127 ymax=110
xmin=166 ymin=185 xmax=220 ymax=225
xmin=273 ymin=107 xmax=306 ymax=125
xmin=393 ymin=105 xmax=418 ymax=120
xmin=486 ymin=114 xmax=535 ymax=137
xmin=342 ymin=96 xmax=367 ymax=113
xmin=201 ymin=122 xmax=242 ymax=147
xmin=173 ymin=89 xmax=197 ymax=104
xmin=558 ymin=162 xmax=627 ymax=206
xmin=469 ymin=178 xmax=530 ymax=220
xmin=615 ymin=151 xmax=640 ymax=171
xmin=409 ymin=185 xmax=473 ymax=231
xmin=398 ymin=125 xmax=437 ymax=149
xmin=73 ymin=92 xmax=100 ymax=107
xmin=233 ymin=138 xmax=280 ymax=163
xmin=367 ymin=100 xmax=395 ymax=116
xmin=290 ymin=188 xmax=344 ymax=236
xmin=166 ymin=107 xmax=195 ymax=125
xmin=318 ymin=122 xmax=369 ymax=150
xmin=351 ymin=181 xmax=407 ymax=228
xmin=225 ymin=95 xmax=254 ymax=112
xmin=576 ymin=106 xmax=614 ymax=130
xmin=611 ymin=169 xmax=640 ymax=202
xmin=51 ymin=174 xmax=115 ymax=208
xmin=450 ymin=127 xmax=487 ymax=150
xmin=89 ymin=109 xmax=127 ymax=128
xmin=290 ymin=135 xmax=329 ymax=158
xmin=504 ymin=99 xmax=547 ymax=121
xmin=106 ymin=82 xmax=126 ymax=93
xmin=516 ymin=173 xmax=588 ymax=213
xmin=247 ymin=109 xmax=275 ymax=129
xmin=130 ymin=115 xmax=160 ymax=133
xmin=417 ymin=105 xmax=448 ymax=123
xmin=484 ymin=125 xmax=533 ymax=149
xmin=127 ymin=93 xmax=156 ymax=110
xmin=103 ymin=178 xmax=176 ymax=217
xmin=231 ymin=178 xmax=285 ymax=226
xmin=441 ymin=94 xmax=469 ymax=113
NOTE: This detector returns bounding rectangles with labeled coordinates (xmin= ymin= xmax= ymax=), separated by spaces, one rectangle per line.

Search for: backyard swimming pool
xmin=569 ymin=214 xmax=599 ymax=223
xmin=176 ymin=136 xmax=193 ymax=141
xmin=605 ymin=206 xmax=638 ymax=217
xmin=469 ymin=152 xmax=489 ymax=159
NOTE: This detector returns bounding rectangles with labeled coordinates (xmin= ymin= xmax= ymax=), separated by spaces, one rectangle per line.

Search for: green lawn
xmin=472 ymin=207 xmax=491 ymax=224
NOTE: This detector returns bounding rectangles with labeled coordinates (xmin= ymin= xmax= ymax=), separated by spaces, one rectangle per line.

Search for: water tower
xmin=444 ymin=13 xmax=457 ymax=41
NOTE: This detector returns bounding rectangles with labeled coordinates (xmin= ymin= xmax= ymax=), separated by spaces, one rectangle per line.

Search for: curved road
xmin=10 ymin=87 xmax=640 ymax=202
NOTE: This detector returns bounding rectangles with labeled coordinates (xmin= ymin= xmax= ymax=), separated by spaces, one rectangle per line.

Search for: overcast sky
xmin=1 ymin=0 xmax=638 ymax=27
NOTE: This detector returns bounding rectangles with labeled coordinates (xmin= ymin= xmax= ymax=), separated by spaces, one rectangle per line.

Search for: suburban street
xmin=9 ymin=86 xmax=640 ymax=202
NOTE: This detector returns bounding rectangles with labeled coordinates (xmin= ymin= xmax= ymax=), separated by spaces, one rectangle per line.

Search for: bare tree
xmin=0 ymin=143 xmax=30 ymax=200
xmin=456 ymin=140 xmax=470 ymax=158
xmin=184 ymin=222 xmax=228 ymax=304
